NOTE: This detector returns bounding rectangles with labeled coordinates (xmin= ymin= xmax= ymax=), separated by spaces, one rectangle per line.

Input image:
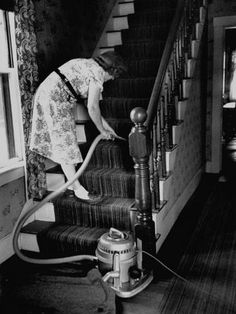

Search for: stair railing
xmin=129 ymin=0 xmax=206 ymax=256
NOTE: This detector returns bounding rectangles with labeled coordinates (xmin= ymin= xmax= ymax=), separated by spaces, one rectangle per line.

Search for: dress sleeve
xmin=89 ymin=63 xmax=106 ymax=93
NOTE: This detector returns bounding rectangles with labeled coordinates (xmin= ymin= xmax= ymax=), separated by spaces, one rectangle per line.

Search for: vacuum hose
xmin=13 ymin=134 xmax=104 ymax=265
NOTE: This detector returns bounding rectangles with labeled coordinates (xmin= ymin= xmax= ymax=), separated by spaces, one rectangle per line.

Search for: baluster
xmin=149 ymin=128 xmax=155 ymax=209
xmin=159 ymin=96 xmax=167 ymax=177
xmin=129 ymin=107 xmax=156 ymax=267
xmin=152 ymin=116 xmax=161 ymax=208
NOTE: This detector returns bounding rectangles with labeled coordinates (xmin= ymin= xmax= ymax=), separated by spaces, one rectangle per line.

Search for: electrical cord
xmin=142 ymin=250 xmax=236 ymax=313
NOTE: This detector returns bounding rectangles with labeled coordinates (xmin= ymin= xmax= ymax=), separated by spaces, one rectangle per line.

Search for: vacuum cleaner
xmin=13 ymin=134 xmax=153 ymax=298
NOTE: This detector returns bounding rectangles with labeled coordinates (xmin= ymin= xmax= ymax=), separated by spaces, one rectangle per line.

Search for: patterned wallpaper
xmin=0 ymin=178 xmax=26 ymax=240
xmin=165 ymin=55 xmax=204 ymax=215
xmin=34 ymin=0 xmax=116 ymax=81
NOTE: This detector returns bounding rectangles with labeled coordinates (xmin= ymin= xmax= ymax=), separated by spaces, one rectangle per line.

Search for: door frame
xmin=206 ymin=15 xmax=236 ymax=173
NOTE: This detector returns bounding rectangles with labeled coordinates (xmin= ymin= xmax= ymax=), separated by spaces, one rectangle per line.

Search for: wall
xmin=0 ymin=177 xmax=26 ymax=262
xmin=155 ymin=33 xmax=206 ymax=250
xmin=206 ymin=0 xmax=236 ymax=163
xmin=0 ymin=178 xmax=25 ymax=240
xmin=34 ymin=0 xmax=116 ymax=81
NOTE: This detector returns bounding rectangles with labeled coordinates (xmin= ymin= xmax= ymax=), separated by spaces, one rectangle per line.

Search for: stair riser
xmin=191 ymin=40 xmax=200 ymax=59
xmin=187 ymin=59 xmax=197 ymax=78
xmin=81 ymin=171 xmax=135 ymax=198
xmin=166 ymin=148 xmax=177 ymax=173
xmin=34 ymin=203 xmax=55 ymax=222
xmin=200 ymin=6 xmax=206 ymax=23
xmin=172 ymin=124 xmax=182 ymax=146
xmin=46 ymin=173 xmax=65 ymax=192
xmin=176 ymin=100 xmax=187 ymax=120
xmin=114 ymin=2 xmax=135 ymax=16
xmin=196 ymin=22 xmax=204 ymax=40
xmin=53 ymin=198 xmax=133 ymax=230
xmin=86 ymin=142 xmax=134 ymax=170
xmin=108 ymin=16 xmax=129 ymax=31
xmin=100 ymin=31 xmax=122 ymax=47
xmin=182 ymin=79 xmax=191 ymax=99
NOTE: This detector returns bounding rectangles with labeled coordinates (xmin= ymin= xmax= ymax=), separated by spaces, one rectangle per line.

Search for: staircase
xmin=19 ymin=0 xmax=207 ymax=257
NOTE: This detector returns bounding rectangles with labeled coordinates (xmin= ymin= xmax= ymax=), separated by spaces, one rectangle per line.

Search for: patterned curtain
xmin=15 ymin=0 xmax=46 ymax=199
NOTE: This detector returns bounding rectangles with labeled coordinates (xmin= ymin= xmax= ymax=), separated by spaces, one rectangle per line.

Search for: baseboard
xmin=155 ymin=167 xmax=203 ymax=252
xmin=0 ymin=234 xmax=14 ymax=264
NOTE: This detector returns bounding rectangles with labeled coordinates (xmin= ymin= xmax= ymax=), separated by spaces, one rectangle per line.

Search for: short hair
xmin=94 ymin=51 xmax=127 ymax=76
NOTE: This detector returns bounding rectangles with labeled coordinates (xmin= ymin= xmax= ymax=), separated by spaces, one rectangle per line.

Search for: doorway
xmin=207 ymin=16 xmax=236 ymax=175
xmin=222 ymin=27 xmax=236 ymax=180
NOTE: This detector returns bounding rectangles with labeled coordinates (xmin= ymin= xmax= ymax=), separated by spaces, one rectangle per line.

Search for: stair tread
xmin=20 ymin=220 xmax=55 ymax=234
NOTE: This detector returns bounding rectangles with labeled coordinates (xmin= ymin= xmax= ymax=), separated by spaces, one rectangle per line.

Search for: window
xmin=0 ymin=10 xmax=24 ymax=173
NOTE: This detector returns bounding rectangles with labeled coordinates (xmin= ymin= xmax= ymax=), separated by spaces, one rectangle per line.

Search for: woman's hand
xmin=101 ymin=118 xmax=119 ymax=140
xmin=101 ymin=129 xmax=116 ymax=140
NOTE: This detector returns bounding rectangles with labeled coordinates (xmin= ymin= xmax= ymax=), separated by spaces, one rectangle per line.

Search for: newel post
xmin=129 ymin=107 xmax=156 ymax=268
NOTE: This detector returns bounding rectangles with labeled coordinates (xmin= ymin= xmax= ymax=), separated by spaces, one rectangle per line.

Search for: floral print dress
xmin=29 ymin=58 xmax=106 ymax=165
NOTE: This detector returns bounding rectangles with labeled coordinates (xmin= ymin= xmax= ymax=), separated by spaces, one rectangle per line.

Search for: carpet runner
xmin=37 ymin=0 xmax=177 ymax=257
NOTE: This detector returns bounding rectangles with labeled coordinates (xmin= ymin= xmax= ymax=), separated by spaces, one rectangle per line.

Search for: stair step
xmin=172 ymin=121 xmax=184 ymax=145
xmin=37 ymin=225 xmax=110 ymax=256
xmin=100 ymin=31 xmax=122 ymax=47
xmin=46 ymin=172 xmax=65 ymax=192
xmin=108 ymin=15 xmax=129 ymax=31
xmin=166 ymin=145 xmax=178 ymax=173
xmin=34 ymin=202 xmax=55 ymax=222
xmin=19 ymin=220 xmax=55 ymax=252
xmin=53 ymin=195 xmax=135 ymax=230
xmin=121 ymin=25 xmax=169 ymax=42
xmin=177 ymin=99 xmax=188 ymax=121
xmin=127 ymin=9 xmax=175 ymax=26
xmin=115 ymin=40 xmax=165 ymax=58
xmin=182 ymin=78 xmax=192 ymax=99
xmin=192 ymin=39 xmax=200 ymax=59
xmin=103 ymin=76 xmax=156 ymax=97
xmin=80 ymin=140 xmax=133 ymax=170
xmin=114 ymin=1 xmax=135 ymax=16
xmin=80 ymin=168 xmax=135 ymax=198
xmin=101 ymin=97 xmax=149 ymax=119
xmin=133 ymin=0 xmax=177 ymax=11
xmin=187 ymin=58 xmax=197 ymax=78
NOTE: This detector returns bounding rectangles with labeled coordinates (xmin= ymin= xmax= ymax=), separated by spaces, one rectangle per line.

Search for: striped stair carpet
xmin=37 ymin=0 xmax=177 ymax=257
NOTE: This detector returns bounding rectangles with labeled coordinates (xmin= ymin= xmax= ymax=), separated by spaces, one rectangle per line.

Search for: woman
xmin=29 ymin=51 xmax=127 ymax=201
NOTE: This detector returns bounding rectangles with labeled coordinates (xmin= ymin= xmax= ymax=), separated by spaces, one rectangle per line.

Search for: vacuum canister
xmin=96 ymin=228 xmax=137 ymax=284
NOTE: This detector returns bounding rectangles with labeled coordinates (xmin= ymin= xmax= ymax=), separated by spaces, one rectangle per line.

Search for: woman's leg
xmin=60 ymin=163 xmax=90 ymax=200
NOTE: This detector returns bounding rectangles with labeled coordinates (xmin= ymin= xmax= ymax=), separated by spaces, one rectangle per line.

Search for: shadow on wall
xmin=34 ymin=0 xmax=116 ymax=81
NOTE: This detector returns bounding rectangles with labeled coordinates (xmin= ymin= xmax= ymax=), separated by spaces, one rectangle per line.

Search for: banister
xmin=128 ymin=0 xmax=206 ymax=254
xmin=145 ymin=0 xmax=186 ymax=129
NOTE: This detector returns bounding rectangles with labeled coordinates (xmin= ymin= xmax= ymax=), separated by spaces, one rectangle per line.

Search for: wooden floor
xmin=1 ymin=173 xmax=236 ymax=314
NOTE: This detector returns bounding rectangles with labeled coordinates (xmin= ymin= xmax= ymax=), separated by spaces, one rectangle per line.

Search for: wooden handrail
xmin=145 ymin=0 xmax=185 ymax=129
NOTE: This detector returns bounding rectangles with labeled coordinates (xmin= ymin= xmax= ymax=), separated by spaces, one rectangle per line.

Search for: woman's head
xmin=94 ymin=51 xmax=127 ymax=79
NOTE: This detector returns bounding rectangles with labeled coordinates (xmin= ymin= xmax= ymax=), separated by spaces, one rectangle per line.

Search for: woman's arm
xmin=101 ymin=117 xmax=118 ymax=138
xmin=87 ymin=80 xmax=114 ymax=139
